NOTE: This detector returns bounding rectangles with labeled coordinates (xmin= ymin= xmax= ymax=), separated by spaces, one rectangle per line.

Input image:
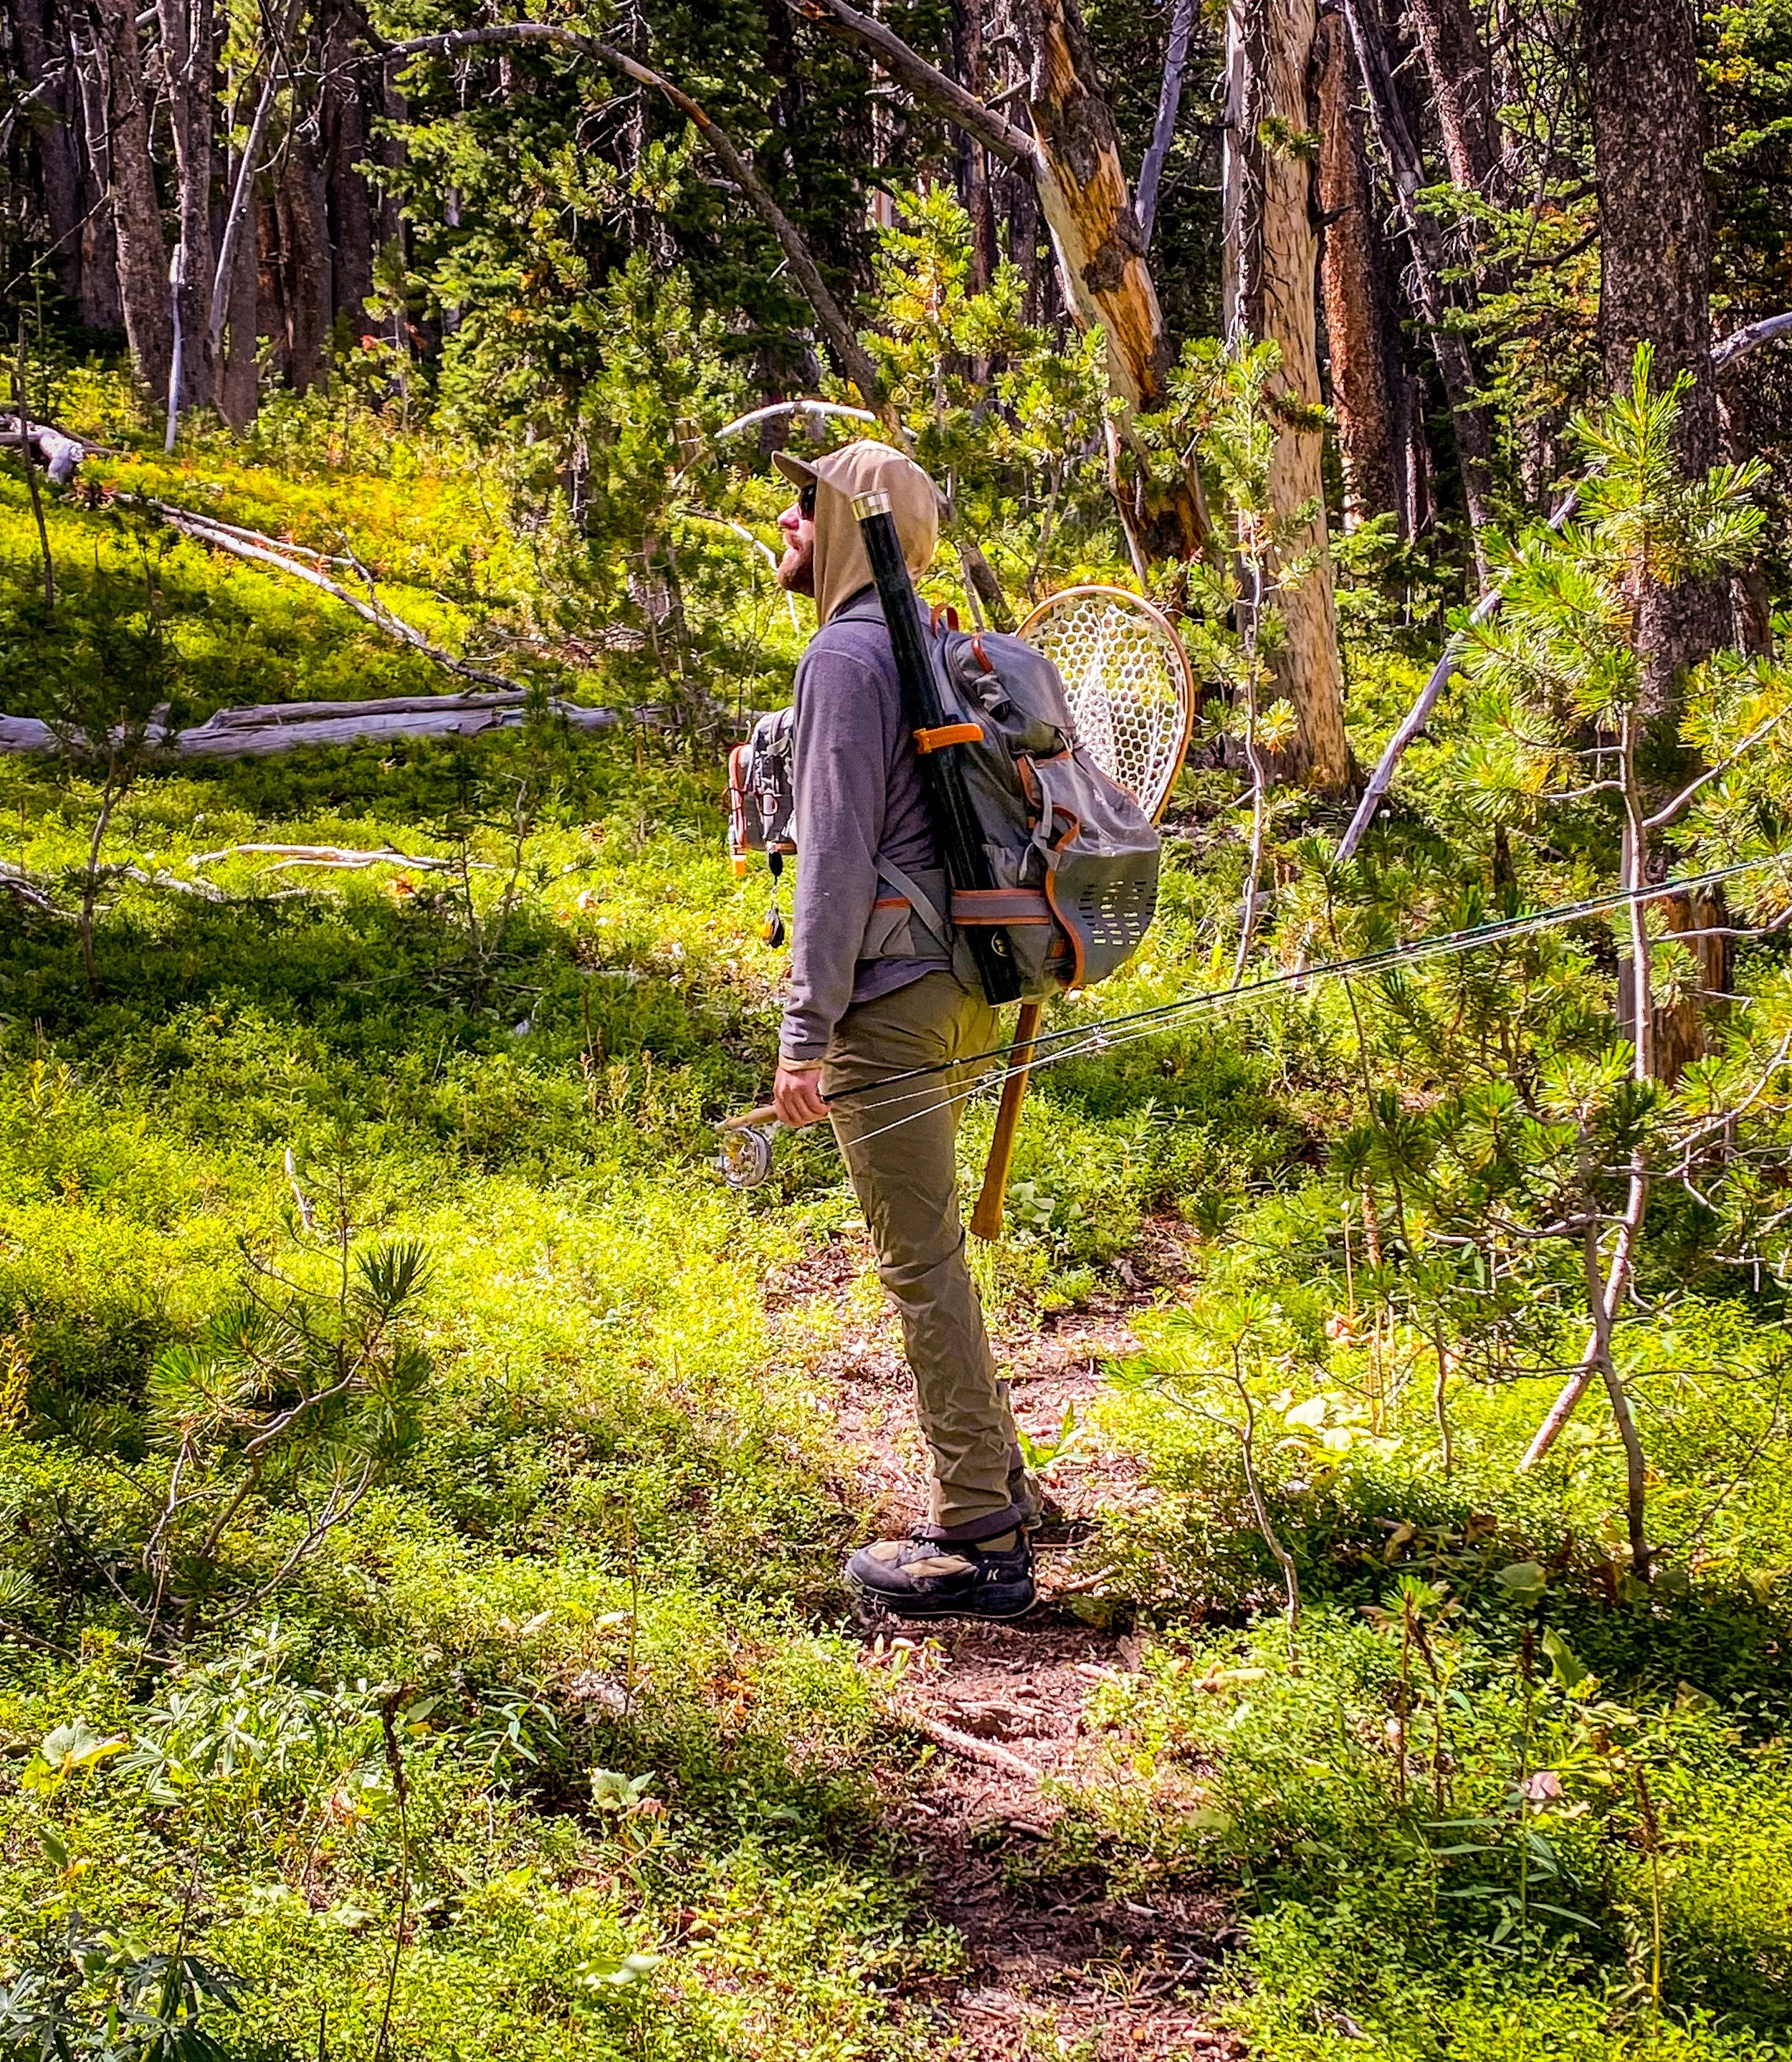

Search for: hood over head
xmin=774 ymin=439 xmax=938 ymax=625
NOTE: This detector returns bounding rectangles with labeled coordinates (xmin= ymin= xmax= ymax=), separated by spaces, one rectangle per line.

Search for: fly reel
xmin=715 ymin=1104 xmax=779 ymax=1188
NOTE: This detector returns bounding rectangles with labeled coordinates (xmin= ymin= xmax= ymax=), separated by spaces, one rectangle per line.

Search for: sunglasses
xmin=799 ymin=480 xmax=817 ymax=518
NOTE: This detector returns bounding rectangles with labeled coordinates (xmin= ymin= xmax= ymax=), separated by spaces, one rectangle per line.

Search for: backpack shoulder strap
xmin=874 ymin=856 xmax=950 ymax=950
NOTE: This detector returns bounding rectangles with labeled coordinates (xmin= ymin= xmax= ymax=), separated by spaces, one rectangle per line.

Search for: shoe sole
xmin=848 ymin=1576 xmax=1039 ymax=1622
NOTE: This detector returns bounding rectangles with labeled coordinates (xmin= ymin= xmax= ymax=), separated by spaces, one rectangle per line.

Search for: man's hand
xmin=773 ymin=1061 xmax=830 ymax=1129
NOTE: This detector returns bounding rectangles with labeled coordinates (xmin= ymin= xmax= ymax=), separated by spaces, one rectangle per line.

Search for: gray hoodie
xmin=773 ymin=442 xmax=951 ymax=1064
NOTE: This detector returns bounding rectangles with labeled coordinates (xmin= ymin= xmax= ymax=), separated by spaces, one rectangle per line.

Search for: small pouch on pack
xmin=859 ymin=894 xmax=920 ymax=963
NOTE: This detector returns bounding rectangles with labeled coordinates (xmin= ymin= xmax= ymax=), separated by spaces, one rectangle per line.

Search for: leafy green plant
xmin=0 ymin=1915 xmax=240 ymax=2062
xmin=1 ymin=537 xmax=183 ymax=995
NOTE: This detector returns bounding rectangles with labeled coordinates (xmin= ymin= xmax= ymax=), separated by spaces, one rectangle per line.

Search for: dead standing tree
xmin=794 ymin=0 xmax=1361 ymax=793
xmin=790 ymin=0 xmax=1211 ymax=565
xmin=1222 ymin=0 xmax=1352 ymax=795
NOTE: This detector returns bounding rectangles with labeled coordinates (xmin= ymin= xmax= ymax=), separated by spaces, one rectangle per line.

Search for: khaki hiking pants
xmin=824 ymin=970 xmax=1022 ymax=1535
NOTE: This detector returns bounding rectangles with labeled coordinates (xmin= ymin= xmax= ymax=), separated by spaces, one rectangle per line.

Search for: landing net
xmin=1019 ymin=585 xmax=1197 ymax=822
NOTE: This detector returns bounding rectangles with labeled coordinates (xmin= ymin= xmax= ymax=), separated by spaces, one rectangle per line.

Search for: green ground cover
xmin=6 ymin=398 xmax=1792 ymax=2062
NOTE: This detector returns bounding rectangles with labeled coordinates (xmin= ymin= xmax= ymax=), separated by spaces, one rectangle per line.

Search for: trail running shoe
xmin=847 ymin=1526 xmax=1037 ymax=1621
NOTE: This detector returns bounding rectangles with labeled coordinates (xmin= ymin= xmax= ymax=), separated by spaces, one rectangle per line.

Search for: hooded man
xmin=769 ymin=438 xmax=1040 ymax=1621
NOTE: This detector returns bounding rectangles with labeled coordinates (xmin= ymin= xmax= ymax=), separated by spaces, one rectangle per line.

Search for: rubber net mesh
xmin=1020 ymin=593 xmax=1190 ymax=818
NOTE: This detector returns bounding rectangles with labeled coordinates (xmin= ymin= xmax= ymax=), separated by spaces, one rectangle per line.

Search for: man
xmin=768 ymin=437 xmax=1040 ymax=1621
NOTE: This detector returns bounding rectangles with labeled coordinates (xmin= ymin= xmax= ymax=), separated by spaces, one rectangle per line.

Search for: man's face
xmin=776 ymin=483 xmax=816 ymax=595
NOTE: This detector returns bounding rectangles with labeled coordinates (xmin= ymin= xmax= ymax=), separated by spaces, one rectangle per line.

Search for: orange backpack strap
xmin=914 ymin=722 xmax=983 ymax=754
xmin=948 ymin=888 xmax=1054 ymax=925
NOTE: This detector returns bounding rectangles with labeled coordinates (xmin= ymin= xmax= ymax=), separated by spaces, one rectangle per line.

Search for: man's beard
xmin=776 ymin=540 xmax=816 ymax=596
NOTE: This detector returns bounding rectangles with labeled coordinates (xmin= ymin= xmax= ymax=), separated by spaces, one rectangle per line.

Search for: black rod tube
xmin=853 ymin=491 xmax=1021 ymax=1006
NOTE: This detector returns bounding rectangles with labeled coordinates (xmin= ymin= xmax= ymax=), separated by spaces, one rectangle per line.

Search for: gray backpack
xmin=726 ymin=600 xmax=1161 ymax=995
xmin=923 ymin=611 xmax=1160 ymax=994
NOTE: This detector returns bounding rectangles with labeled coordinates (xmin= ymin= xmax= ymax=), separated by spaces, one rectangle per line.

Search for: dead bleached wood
xmin=190 ymin=843 xmax=462 ymax=872
xmin=0 ymin=414 xmax=88 ymax=485
xmin=0 ymin=690 xmax=624 ymax=761
xmin=1 ymin=860 xmax=65 ymax=914
xmin=1713 ymin=310 xmax=1792 ymax=370
xmin=135 ymin=497 xmax=522 ymax=692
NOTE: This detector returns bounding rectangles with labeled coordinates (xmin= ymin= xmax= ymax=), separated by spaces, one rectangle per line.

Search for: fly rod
xmin=852 ymin=487 xmax=1023 ymax=1008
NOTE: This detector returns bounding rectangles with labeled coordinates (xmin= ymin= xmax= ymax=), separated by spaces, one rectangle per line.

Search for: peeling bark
xmin=1315 ymin=11 xmax=1402 ymax=529
xmin=1224 ymin=0 xmax=1352 ymax=796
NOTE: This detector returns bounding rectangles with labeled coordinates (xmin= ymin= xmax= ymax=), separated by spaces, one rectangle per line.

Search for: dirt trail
xmin=768 ymin=1230 xmax=1246 ymax=2058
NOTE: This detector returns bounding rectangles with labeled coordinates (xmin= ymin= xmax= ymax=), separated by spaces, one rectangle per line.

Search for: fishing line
xmin=804 ymin=853 xmax=1792 ymax=1164
xmin=824 ymin=853 xmax=1792 ymax=1128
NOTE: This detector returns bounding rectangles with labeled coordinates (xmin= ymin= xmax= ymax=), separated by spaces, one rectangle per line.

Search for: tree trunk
xmin=67 ymin=18 xmax=123 ymax=329
xmin=1224 ymin=0 xmax=1352 ymax=796
xmin=793 ymin=0 xmax=1209 ymax=554
xmin=1021 ymin=0 xmax=1211 ymax=560
xmin=1022 ymin=0 xmax=1167 ymax=409
xmin=1002 ymin=158 xmax=1045 ymax=325
xmin=1584 ymin=0 xmax=1729 ymax=1080
xmin=1401 ymin=0 xmax=1505 ymax=198
xmin=320 ymin=2 xmax=376 ymax=328
xmin=158 ymin=0 xmax=220 ymax=418
xmin=1315 ymin=10 xmax=1403 ymax=529
xmin=85 ymin=0 xmax=171 ymax=396
xmin=1341 ymin=0 xmax=1495 ymax=586
xmin=950 ymin=0 xmax=998 ymax=291
xmin=271 ymin=139 xmax=333 ymax=393
xmin=1135 ymin=0 xmax=1196 ymax=246
xmin=16 ymin=0 xmax=85 ymax=307
xmin=1584 ymin=0 xmax=1726 ymax=695
xmin=218 ymin=212 xmax=259 ymax=429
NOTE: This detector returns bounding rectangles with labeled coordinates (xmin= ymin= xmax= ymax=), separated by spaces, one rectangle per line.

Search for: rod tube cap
xmin=852 ymin=489 xmax=893 ymax=518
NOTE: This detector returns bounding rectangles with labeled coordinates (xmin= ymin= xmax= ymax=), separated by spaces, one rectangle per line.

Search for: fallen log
xmin=189 ymin=843 xmax=462 ymax=872
xmin=0 ymin=690 xmax=626 ymax=760
xmin=0 ymin=413 xmax=90 ymax=485
xmin=133 ymin=497 xmax=524 ymax=692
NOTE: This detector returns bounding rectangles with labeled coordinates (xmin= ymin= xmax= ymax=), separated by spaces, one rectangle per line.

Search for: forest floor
xmin=771 ymin=1223 xmax=1249 ymax=2058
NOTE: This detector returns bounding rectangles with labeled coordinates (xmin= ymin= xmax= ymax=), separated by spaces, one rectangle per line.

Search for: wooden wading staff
xmin=852 ymin=490 xmax=1022 ymax=1010
xmin=969 ymin=1002 xmax=1041 ymax=1239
